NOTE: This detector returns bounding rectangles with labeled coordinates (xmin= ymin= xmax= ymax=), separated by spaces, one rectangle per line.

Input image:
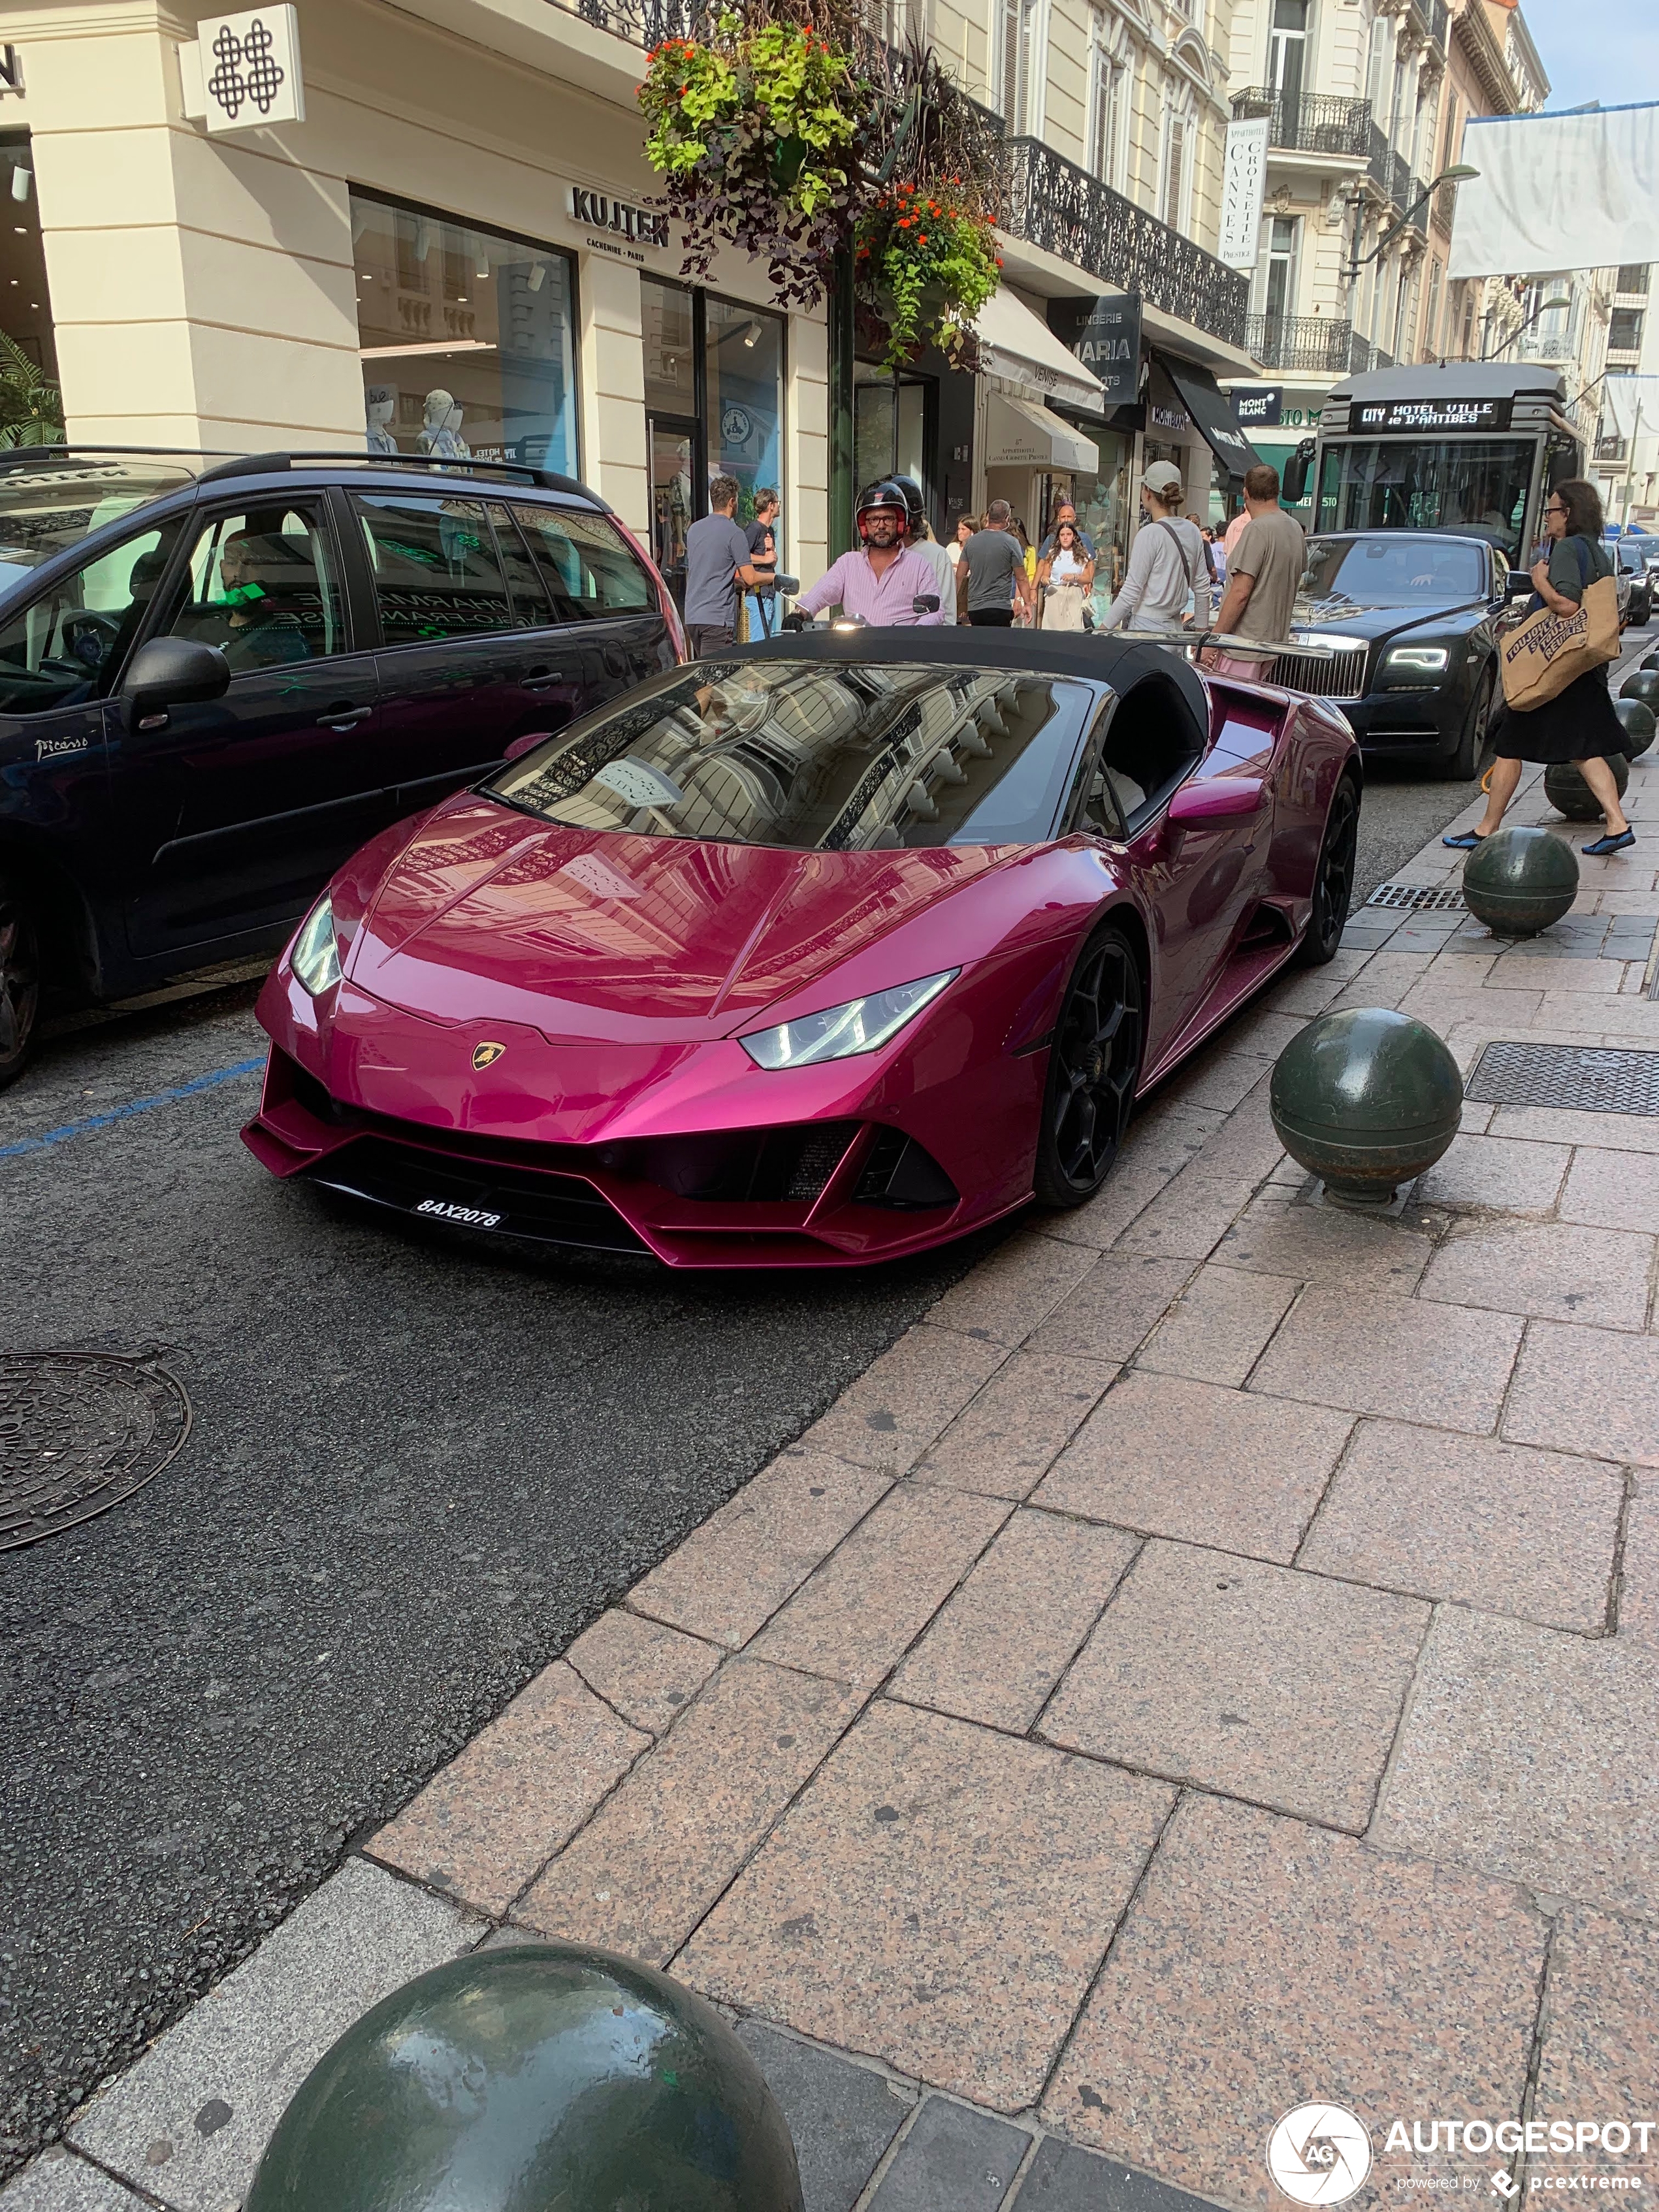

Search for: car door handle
xmin=522 ymin=667 xmax=555 ymax=690
xmin=318 ymin=703 xmax=372 ymax=731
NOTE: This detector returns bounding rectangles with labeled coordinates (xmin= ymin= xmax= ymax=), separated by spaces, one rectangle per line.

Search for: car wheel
xmin=1443 ymin=666 xmax=1494 ymax=780
xmin=0 ymin=873 xmax=41 ymax=1091
xmin=1032 ymin=922 xmax=1145 ymax=1209
xmin=1293 ymin=774 xmax=1360 ymax=969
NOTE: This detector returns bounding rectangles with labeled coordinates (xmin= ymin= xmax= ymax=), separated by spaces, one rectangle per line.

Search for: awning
xmin=984 ymin=392 xmax=1101 ymax=473
xmin=1153 ymin=351 xmax=1261 ymax=478
xmin=974 ymin=288 xmax=1106 ymax=413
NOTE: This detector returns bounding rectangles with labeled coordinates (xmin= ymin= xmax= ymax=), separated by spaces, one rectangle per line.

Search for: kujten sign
xmin=566 ymin=187 xmax=669 ymax=255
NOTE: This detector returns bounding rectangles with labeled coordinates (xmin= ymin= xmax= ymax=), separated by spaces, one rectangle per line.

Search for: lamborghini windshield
xmin=486 ymin=660 xmax=1095 ymax=850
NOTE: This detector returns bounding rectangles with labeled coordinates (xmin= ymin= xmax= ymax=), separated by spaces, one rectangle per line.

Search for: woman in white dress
xmin=1037 ymin=521 xmax=1095 ymax=632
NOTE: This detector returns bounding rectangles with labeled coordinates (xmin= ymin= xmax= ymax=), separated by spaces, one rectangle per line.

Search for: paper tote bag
xmin=1499 ymin=542 xmax=1620 ymax=711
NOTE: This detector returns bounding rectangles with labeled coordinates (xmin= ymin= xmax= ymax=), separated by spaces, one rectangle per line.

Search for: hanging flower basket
xmin=854 ymin=181 xmax=1001 ymax=372
xmin=637 ymin=13 xmax=875 ymax=304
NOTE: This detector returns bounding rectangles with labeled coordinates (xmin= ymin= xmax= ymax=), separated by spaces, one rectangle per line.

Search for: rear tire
xmin=0 ymin=873 xmax=41 ymax=1092
xmin=1293 ymin=775 xmax=1360 ymax=969
xmin=1032 ymin=923 xmax=1145 ymax=1208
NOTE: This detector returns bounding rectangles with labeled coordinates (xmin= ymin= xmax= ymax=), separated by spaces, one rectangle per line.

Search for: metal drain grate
xmin=1365 ymin=882 xmax=1467 ymax=912
xmin=1 ymin=1347 xmax=191 ymax=1548
xmin=1464 ymin=1041 xmax=1659 ymax=1115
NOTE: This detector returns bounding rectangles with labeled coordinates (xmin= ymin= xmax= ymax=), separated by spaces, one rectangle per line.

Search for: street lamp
xmin=1480 ymin=291 xmax=1572 ymax=362
xmin=1342 ymin=165 xmax=1480 ymax=283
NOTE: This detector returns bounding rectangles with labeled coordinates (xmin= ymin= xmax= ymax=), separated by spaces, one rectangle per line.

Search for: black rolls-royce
xmin=1272 ymin=531 xmax=1509 ymax=780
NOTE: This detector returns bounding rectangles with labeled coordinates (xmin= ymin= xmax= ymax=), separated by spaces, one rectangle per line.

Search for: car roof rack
xmin=192 ymin=450 xmax=609 ymax=508
xmin=0 ymin=444 xmax=242 ymax=469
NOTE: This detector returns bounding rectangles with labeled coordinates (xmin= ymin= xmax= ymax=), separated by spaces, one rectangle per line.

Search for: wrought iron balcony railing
xmin=1247 ymin=314 xmax=1355 ymax=373
xmin=1231 ymin=88 xmax=1372 ymax=159
xmin=554 ymin=0 xmax=701 ymax=44
xmin=1000 ymin=135 xmax=1248 ymax=349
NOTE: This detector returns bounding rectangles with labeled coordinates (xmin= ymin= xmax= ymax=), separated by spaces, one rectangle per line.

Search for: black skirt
xmin=1491 ymin=664 xmax=1626 ymax=765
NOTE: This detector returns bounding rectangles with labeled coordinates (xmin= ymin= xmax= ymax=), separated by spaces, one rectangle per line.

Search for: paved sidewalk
xmin=11 ymin=749 xmax=1659 ymax=2212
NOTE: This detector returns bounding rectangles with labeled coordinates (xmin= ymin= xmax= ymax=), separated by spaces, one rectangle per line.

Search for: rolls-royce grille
xmin=1266 ymin=646 xmax=1368 ymax=698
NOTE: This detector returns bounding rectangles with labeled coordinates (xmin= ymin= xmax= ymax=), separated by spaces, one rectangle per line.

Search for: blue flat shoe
xmin=1583 ymin=829 xmax=1636 ymax=857
xmin=1442 ymin=831 xmax=1487 ymax=850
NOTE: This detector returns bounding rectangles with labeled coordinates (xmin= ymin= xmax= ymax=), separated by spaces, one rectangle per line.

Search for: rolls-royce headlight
xmin=740 ymin=970 xmax=959 ymax=1070
xmin=1379 ymin=644 xmax=1451 ymax=684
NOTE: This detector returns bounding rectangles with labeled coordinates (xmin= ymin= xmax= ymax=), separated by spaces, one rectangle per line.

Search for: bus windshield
xmin=1315 ymin=438 xmax=1536 ymax=564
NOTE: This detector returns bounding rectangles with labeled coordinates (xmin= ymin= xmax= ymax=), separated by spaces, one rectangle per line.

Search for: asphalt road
xmin=1 ymin=650 xmax=1648 ymax=2176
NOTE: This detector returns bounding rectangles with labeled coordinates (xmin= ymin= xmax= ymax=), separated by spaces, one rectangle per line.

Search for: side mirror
xmin=1167 ymin=777 xmax=1266 ymax=824
xmin=1506 ymin=571 xmax=1534 ymax=600
xmin=122 ymin=636 xmax=230 ymax=728
xmin=769 ymin=573 xmax=799 ymax=596
xmin=913 ymin=594 xmax=941 ymax=614
xmin=502 ymin=731 xmax=545 ymax=764
xmin=1281 ymin=438 xmax=1315 ymax=505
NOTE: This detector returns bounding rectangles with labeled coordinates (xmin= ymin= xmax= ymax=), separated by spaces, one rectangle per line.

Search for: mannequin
xmin=417 ymin=389 xmax=470 ymax=461
xmin=364 ymin=385 xmax=397 ymax=455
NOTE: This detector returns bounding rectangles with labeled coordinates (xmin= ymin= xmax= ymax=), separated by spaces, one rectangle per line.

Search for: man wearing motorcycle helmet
xmin=790 ymin=481 xmax=947 ymax=626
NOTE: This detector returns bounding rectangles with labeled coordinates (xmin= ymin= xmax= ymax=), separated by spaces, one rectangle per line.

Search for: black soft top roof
xmin=740 ymin=626 xmax=1211 ymax=731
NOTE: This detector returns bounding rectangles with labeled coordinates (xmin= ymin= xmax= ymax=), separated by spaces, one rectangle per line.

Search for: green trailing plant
xmin=855 ymin=179 xmax=1001 ymax=368
xmin=638 ymin=10 xmax=876 ymax=304
xmin=0 ymin=330 xmax=63 ymax=447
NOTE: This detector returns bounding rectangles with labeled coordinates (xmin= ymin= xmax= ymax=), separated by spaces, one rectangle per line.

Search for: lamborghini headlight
xmin=291 ymin=895 xmax=342 ymax=997
xmin=740 ymin=970 xmax=959 ymax=1070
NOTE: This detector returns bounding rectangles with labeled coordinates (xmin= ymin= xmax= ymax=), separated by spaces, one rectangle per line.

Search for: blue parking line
xmin=0 ymin=1056 xmax=266 ymax=1161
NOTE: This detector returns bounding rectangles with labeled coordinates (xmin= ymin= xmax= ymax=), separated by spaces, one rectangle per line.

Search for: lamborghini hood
xmin=347 ymin=795 xmax=1008 ymax=1043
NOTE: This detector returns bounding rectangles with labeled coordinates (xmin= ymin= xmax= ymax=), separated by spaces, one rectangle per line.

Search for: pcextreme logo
xmin=1266 ymin=2105 xmax=1657 ymax=2207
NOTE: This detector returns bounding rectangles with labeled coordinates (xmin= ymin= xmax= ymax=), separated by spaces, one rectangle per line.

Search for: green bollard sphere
xmin=1543 ymin=750 xmax=1629 ymax=822
xmin=242 ymin=1945 xmax=804 ymax=2212
xmin=1615 ymin=696 xmax=1656 ymax=760
xmin=1642 ymin=648 xmax=1659 ymax=673
xmin=1270 ymin=1008 xmax=1463 ymax=1208
xmin=1621 ymin=669 xmax=1659 ymax=714
xmin=1462 ymin=824 xmax=1581 ymax=935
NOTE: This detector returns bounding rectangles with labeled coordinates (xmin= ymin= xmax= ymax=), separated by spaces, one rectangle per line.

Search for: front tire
xmin=1032 ymin=922 xmax=1144 ymax=1208
xmin=1294 ymin=775 xmax=1360 ymax=968
xmin=1442 ymin=667 xmax=1493 ymax=781
xmin=0 ymin=873 xmax=41 ymax=1091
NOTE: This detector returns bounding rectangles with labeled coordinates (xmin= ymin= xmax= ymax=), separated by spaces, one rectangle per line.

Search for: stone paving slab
xmin=928 ymin=1232 xmax=1101 ymax=1349
xmin=796 ymin=1325 xmax=1008 ymax=1475
xmin=1133 ymin=1264 xmax=1300 ymax=1388
xmin=679 ymin=1700 xmax=1175 ymax=2111
xmin=1532 ymin=1906 xmax=1659 ymax=2141
xmin=1215 ymin=1187 xmax=1434 ymax=1292
xmin=368 ymin=1658 xmax=649 ymax=1914
xmin=564 ymin=1606 xmax=724 ymax=1733
xmin=1619 ymin=1480 xmax=1659 ymax=1649
xmin=1558 ymin=1144 xmax=1659 ymax=1230
xmin=1374 ymin=1606 xmax=1659 ymax=1916
xmin=1414 ymin=1132 xmax=1571 ymax=1215
xmin=865 ymin=2094 xmax=1032 ymax=2211
xmin=514 ymin=1658 xmax=865 ymax=1964
xmin=0 ymin=2155 xmax=149 ymax=2211
xmin=889 ymin=1510 xmax=1139 ymax=1732
xmin=1034 ymin=1370 xmax=1352 ymax=1563
xmin=67 ymin=1859 xmax=481 ymax=2212
xmin=1297 ymin=1420 xmax=1622 ymax=1633
xmin=1417 ymin=1219 xmax=1656 ymax=1331
xmin=1251 ymin=1283 xmax=1524 ymax=1432
xmin=1502 ymin=1321 xmax=1659 ymax=1464
xmin=1025 ymin=1254 xmax=1198 ymax=1362
xmin=1044 ymin=1795 xmax=1547 ymax=2210
xmin=733 ymin=2020 xmax=912 ymax=2212
xmin=912 ymin=1351 xmax=1117 ymax=1500
xmin=1039 ymin=1541 xmax=1428 ymax=1831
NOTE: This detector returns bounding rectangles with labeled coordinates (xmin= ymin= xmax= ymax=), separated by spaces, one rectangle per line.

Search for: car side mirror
xmin=122 ymin=636 xmax=230 ymax=729
xmin=1281 ymin=439 xmax=1315 ymax=504
xmin=1505 ymin=572 xmax=1534 ymax=600
xmin=769 ymin=574 xmax=799 ymax=596
xmin=502 ymin=731 xmax=545 ymax=764
xmin=913 ymin=594 xmax=941 ymax=614
xmin=1167 ymin=777 xmax=1266 ymax=824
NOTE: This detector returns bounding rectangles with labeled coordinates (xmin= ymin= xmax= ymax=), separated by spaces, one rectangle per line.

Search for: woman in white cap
xmin=1101 ymin=460 xmax=1208 ymax=635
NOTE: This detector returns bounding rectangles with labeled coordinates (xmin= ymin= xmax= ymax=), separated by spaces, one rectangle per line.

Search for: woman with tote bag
xmin=1444 ymin=479 xmax=1632 ymax=858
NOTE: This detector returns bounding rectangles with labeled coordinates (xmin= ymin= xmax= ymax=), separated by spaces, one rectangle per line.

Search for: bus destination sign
xmin=1349 ymin=397 xmax=1514 ymax=434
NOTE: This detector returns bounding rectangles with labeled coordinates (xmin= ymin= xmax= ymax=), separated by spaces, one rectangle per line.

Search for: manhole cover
xmin=1366 ymin=883 xmax=1467 ymax=912
xmin=0 ymin=1349 xmax=191 ymax=1550
xmin=1464 ymin=1041 xmax=1659 ymax=1116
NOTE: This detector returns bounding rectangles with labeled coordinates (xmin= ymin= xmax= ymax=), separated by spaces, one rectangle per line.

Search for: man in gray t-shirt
xmin=683 ymin=475 xmax=762 ymax=654
xmin=956 ymin=498 xmax=1029 ymax=626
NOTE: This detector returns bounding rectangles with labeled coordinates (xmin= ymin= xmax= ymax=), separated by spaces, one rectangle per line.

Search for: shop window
xmin=351 ymin=191 xmax=577 ymax=474
xmin=168 ymin=505 xmax=346 ymax=669
xmin=854 ymin=364 xmax=927 ymax=500
xmin=0 ymin=129 xmax=56 ymax=419
xmin=351 ymin=494 xmax=516 ymax=647
xmin=705 ymin=297 xmax=784 ymax=523
xmin=644 ymin=281 xmax=697 ymax=415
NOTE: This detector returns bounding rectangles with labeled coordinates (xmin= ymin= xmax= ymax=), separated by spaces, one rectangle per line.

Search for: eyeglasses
xmin=1545 ymin=502 xmax=1568 ymax=517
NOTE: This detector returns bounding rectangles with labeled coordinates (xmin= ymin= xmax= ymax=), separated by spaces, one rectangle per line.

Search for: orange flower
xmin=918 ymin=233 xmax=928 ymax=244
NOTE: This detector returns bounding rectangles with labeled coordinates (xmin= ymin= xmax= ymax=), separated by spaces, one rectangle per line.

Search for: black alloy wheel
xmin=1444 ymin=666 xmax=1494 ymax=781
xmin=1033 ymin=923 xmax=1144 ymax=1208
xmin=1294 ymin=775 xmax=1361 ymax=969
xmin=0 ymin=874 xmax=40 ymax=1091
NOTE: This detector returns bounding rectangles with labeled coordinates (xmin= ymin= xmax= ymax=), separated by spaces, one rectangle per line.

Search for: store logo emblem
xmin=1267 ymin=2104 xmax=1374 ymax=2206
xmin=207 ymin=16 xmax=283 ymax=120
